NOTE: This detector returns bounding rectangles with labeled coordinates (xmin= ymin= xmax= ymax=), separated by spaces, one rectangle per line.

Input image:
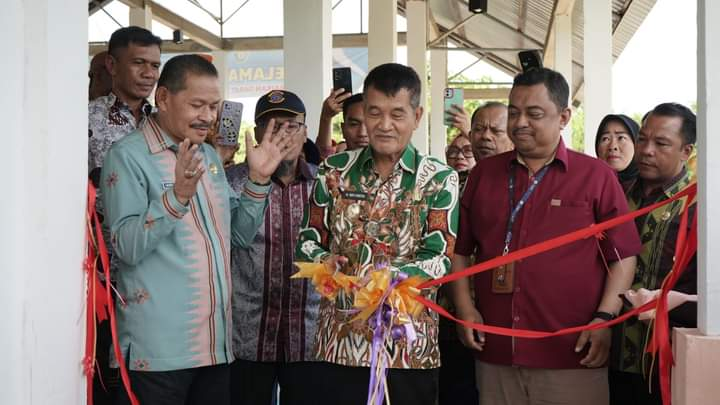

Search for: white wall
xmin=698 ymin=0 xmax=720 ymax=336
xmin=0 ymin=1 xmax=87 ymax=403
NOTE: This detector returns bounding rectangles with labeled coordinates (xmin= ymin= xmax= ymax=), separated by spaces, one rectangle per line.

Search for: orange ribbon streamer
xmin=291 ymin=262 xmax=359 ymax=300
xmin=352 ymin=270 xmax=425 ymax=323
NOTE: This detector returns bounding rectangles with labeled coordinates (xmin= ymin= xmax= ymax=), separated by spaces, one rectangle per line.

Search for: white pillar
xmin=407 ymin=0 xmax=428 ymax=154
xmin=283 ymin=0 xmax=332 ymax=141
xmin=0 ymin=1 xmax=87 ymax=404
xmin=368 ymin=0 xmax=397 ymax=69
xmin=554 ymin=12 xmax=574 ymax=148
xmin=697 ymin=0 xmax=720 ymax=336
xmin=212 ymin=51 xmax=229 ymax=100
xmin=583 ymin=0 xmax=612 ymax=155
xmin=430 ymin=44 xmax=448 ymax=159
xmin=129 ymin=2 xmax=152 ymax=29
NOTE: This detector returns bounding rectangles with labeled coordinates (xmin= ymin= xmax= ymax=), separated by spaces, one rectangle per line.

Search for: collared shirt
xmin=295 ymin=145 xmax=459 ymax=369
xmin=89 ymin=93 xmax=153 ymax=274
xmin=456 ymin=138 xmax=641 ymax=369
xmin=610 ymin=168 xmax=696 ymax=374
xmin=89 ymin=92 xmax=153 ymax=174
xmin=226 ymin=160 xmax=321 ymax=363
xmin=101 ymin=116 xmax=271 ymax=372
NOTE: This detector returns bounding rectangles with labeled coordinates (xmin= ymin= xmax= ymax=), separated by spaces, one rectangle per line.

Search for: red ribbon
xmin=419 ymin=183 xmax=696 ymax=289
xmin=86 ymin=183 xmax=139 ymax=405
xmin=416 ymin=183 xmax=697 ymax=405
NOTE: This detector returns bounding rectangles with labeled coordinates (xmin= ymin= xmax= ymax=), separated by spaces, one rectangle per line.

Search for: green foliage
xmin=571 ymin=107 xmax=585 ymax=151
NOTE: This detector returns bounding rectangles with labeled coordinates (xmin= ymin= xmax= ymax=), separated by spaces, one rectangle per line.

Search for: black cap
xmin=254 ymin=90 xmax=306 ymax=122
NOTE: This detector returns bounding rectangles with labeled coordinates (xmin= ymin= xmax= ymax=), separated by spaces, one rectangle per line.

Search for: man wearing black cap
xmin=226 ymin=90 xmax=320 ymax=405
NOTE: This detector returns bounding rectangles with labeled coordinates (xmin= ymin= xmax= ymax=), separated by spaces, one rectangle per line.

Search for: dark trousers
xmin=93 ymin=319 xmax=119 ymax=405
xmin=114 ymin=364 xmax=230 ymax=405
xmin=609 ymin=369 xmax=662 ymax=405
xmin=230 ymin=360 xmax=321 ymax=405
xmin=312 ymin=361 xmax=439 ymax=405
xmin=438 ymin=337 xmax=479 ymax=405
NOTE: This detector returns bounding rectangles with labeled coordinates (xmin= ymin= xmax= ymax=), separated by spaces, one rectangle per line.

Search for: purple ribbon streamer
xmin=366 ymin=275 xmax=404 ymax=405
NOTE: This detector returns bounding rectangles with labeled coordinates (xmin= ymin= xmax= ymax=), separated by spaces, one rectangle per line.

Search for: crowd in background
xmin=87 ymin=25 xmax=697 ymax=405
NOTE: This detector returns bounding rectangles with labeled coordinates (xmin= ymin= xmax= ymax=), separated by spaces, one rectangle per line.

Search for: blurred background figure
xmin=445 ymin=134 xmax=476 ymax=191
xmin=89 ymin=51 xmax=112 ymax=101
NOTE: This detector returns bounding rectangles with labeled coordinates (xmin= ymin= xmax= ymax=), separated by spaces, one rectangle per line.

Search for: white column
xmin=407 ymin=0 xmax=428 ymax=154
xmin=0 ymin=1 xmax=87 ymax=404
xmin=429 ymin=44 xmax=448 ymax=159
xmin=368 ymin=0 xmax=397 ymax=69
xmin=129 ymin=2 xmax=152 ymax=29
xmin=212 ymin=51 xmax=229 ymax=100
xmin=583 ymin=0 xmax=612 ymax=156
xmin=697 ymin=0 xmax=720 ymax=336
xmin=283 ymin=0 xmax=332 ymax=141
xmin=554 ymin=12 xmax=573 ymax=148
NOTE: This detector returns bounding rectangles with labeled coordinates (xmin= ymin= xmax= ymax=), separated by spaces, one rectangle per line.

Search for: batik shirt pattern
xmin=610 ymin=169 xmax=693 ymax=374
xmin=295 ymin=145 xmax=459 ymax=369
xmin=226 ymin=161 xmax=321 ymax=363
xmin=101 ymin=116 xmax=270 ymax=371
xmin=89 ymin=92 xmax=152 ymax=173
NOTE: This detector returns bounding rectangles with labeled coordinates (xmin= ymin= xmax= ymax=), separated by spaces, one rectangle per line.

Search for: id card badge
xmin=491 ymin=262 xmax=515 ymax=294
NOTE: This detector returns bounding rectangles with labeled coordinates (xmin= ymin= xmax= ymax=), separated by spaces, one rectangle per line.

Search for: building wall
xmin=0 ymin=1 xmax=87 ymax=403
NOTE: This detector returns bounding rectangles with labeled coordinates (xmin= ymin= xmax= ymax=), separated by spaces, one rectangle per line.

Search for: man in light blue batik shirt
xmin=101 ymin=54 xmax=303 ymax=405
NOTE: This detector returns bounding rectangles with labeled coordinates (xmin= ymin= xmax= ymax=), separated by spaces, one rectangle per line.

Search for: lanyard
xmin=503 ymin=165 xmax=551 ymax=255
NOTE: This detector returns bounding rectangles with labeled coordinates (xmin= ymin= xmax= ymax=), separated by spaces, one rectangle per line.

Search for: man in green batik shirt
xmin=295 ymin=63 xmax=459 ymax=405
xmin=609 ymin=103 xmax=698 ymax=405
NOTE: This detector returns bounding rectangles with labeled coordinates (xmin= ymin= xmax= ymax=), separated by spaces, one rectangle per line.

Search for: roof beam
xmin=428 ymin=13 xmax=478 ymax=46
xmin=450 ymin=0 xmax=544 ymax=48
xmin=89 ymin=0 xmax=115 ymax=15
xmin=427 ymin=6 xmax=442 ymax=39
xmin=518 ymin=0 xmax=528 ymax=33
xmin=448 ymin=0 xmax=468 ymax=38
xmin=463 ymin=87 xmax=511 ymax=100
xmin=88 ymin=32 xmax=408 ymax=55
xmin=119 ymin=0 xmax=223 ymax=50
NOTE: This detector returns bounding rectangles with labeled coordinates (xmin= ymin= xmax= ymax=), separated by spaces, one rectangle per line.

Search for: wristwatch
xmin=591 ymin=311 xmax=616 ymax=322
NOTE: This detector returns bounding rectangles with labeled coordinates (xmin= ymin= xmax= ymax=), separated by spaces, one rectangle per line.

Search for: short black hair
xmin=342 ymin=93 xmax=364 ymax=117
xmin=108 ymin=26 xmax=162 ymax=58
xmin=647 ymin=102 xmax=696 ymax=145
xmin=157 ymin=54 xmax=218 ymax=93
xmin=363 ymin=63 xmax=421 ymax=109
xmin=512 ymin=67 xmax=569 ymax=111
xmin=470 ymin=101 xmax=507 ymax=125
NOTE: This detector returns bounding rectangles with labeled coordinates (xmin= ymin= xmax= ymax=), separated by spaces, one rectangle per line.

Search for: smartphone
xmin=333 ymin=67 xmax=353 ymax=94
xmin=216 ymin=100 xmax=243 ymax=146
xmin=444 ymin=88 xmax=464 ymax=125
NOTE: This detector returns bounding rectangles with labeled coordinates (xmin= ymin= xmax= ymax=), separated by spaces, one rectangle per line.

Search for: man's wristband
xmin=591 ymin=311 xmax=616 ymax=322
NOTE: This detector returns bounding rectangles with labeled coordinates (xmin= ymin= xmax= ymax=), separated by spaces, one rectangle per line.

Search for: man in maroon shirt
xmin=450 ymin=67 xmax=641 ymax=405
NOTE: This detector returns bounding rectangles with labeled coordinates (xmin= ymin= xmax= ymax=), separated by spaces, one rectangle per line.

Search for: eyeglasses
xmin=272 ymin=121 xmax=306 ymax=134
xmin=446 ymin=146 xmax=474 ymax=159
